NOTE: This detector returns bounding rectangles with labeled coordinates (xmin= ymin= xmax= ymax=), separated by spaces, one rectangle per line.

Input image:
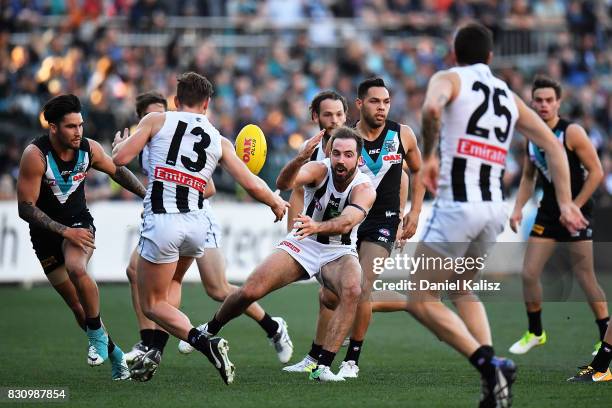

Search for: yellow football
xmin=235 ymin=124 xmax=267 ymax=175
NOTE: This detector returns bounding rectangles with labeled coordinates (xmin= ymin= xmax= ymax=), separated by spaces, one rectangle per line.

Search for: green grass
xmin=0 ymin=283 xmax=611 ymax=407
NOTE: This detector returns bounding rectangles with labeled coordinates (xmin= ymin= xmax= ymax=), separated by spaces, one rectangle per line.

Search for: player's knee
xmin=205 ymin=284 xmax=230 ymax=302
xmin=319 ymin=288 xmax=339 ymax=310
xmin=522 ymin=267 xmax=540 ymax=284
xmin=341 ymin=281 xmax=362 ymax=303
xmin=66 ymin=264 xmax=87 ymax=279
xmin=238 ymin=284 xmax=263 ymax=304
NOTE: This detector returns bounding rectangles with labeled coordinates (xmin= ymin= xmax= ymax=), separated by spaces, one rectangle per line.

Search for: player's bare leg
xmin=309 ymin=255 xmax=362 ymax=382
xmin=137 ymin=256 xmax=195 ymax=339
xmin=509 ymin=237 xmax=556 ymax=354
xmin=207 ymin=250 xmax=306 ymax=328
xmin=125 ymin=247 xmax=157 ymax=363
xmin=179 ymin=249 xmax=293 ymax=362
xmin=340 ymin=242 xmax=389 ymax=369
xmin=569 ymin=240 xmax=609 ymax=354
xmin=197 ymin=249 xmax=265 ymax=321
xmin=319 ymin=256 xmax=362 ymax=352
xmin=47 ymin=266 xmax=86 ymax=330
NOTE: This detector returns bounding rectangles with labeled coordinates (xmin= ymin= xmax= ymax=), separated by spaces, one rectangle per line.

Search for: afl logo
xmin=379 ymin=228 xmax=390 ymax=237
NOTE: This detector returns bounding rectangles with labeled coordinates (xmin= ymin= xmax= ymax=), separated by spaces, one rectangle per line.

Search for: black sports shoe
xmin=201 ymin=337 xmax=235 ymax=385
xmin=479 ymin=357 xmax=517 ymax=408
xmin=129 ymin=348 xmax=162 ymax=382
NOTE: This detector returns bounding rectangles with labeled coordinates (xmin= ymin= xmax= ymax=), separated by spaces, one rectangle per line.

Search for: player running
xmin=407 ymin=23 xmax=587 ymax=407
xmin=123 ymin=93 xmax=293 ymax=367
xmin=283 ymin=78 xmax=423 ymax=377
xmin=508 ymin=76 xmax=609 ymax=356
xmin=17 ymin=94 xmax=147 ymax=380
xmin=199 ymin=127 xmax=376 ymax=381
xmin=112 ymin=72 xmax=288 ymax=384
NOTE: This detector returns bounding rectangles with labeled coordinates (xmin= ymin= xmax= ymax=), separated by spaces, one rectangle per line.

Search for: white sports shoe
xmin=508 ymin=331 xmax=547 ymax=354
xmin=178 ymin=323 xmax=210 ymax=354
xmin=282 ymin=355 xmax=318 ymax=373
xmin=125 ymin=341 xmax=148 ymax=364
xmin=309 ymin=365 xmax=345 ymax=382
xmin=337 ymin=360 xmax=359 ymax=378
xmin=270 ymin=317 xmax=293 ymax=363
xmin=88 ymin=344 xmax=104 ymax=366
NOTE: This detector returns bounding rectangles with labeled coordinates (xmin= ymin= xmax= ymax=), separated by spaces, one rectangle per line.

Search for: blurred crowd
xmin=0 ymin=0 xmax=610 ymax=204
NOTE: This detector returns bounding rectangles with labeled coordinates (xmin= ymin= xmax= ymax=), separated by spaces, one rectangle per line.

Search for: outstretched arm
xmin=293 ymin=182 xmax=376 ymax=239
xmin=276 ymin=130 xmax=325 ymax=191
xmin=90 ymin=140 xmax=146 ymax=199
xmin=219 ymin=137 xmax=289 ymax=222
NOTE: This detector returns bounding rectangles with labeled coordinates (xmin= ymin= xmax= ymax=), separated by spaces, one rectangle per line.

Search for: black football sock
xmin=590 ymin=342 xmax=612 ymax=372
xmin=107 ymin=336 xmax=116 ymax=354
xmin=596 ymin=317 xmax=609 ymax=342
xmin=527 ymin=310 xmax=542 ymax=336
xmin=188 ymin=327 xmax=210 ymax=353
xmin=318 ymin=349 xmax=336 ymax=367
xmin=308 ymin=342 xmax=322 ymax=361
xmin=469 ymin=345 xmax=496 ymax=382
xmin=206 ymin=315 xmax=224 ymax=336
xmin=344 ymin=339 xmax=364 ymax=365
xmin=86 ymin=315 xmax=102 ymax=330
xmin=257 ymin=313 xmax=280 ymax=338
xmin=151 ymin=330 xmax=169 ymax=354
xmin=140 ymin=329 xmax=155 ymax=348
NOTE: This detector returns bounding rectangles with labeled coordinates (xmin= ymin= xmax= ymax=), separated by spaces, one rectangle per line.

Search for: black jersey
xmin=357 ymin=120 xmax=405 ymax=216
xmin=30 ymin=135 xmax=93 ymax=228
xmin=528 ymin=118 xmax=592 ymax=219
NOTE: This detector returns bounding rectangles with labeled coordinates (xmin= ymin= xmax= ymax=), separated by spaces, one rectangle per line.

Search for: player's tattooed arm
xmin=421 ymin=71 xmax=457 ymax=157
xmin=90 ymin=139 xmax=146 ymax=199
xmin=421 ymin=93 xmax=449 ymax=157
xmin=112 ymin=166 xmax=146 ymax=199
xmin=16 ymin=145 xmax=68 ymax=235
xmin=18 ymin=201 xmax=67 ymax=236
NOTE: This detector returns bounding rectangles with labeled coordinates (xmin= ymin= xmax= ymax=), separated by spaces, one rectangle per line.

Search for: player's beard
xmin=56 ymin=132 xmax=81 ymax=151
xmin=332 ymin=163 xmax=357 ymax=185
xmin=362 ymin=110 xmax=386 ymax=129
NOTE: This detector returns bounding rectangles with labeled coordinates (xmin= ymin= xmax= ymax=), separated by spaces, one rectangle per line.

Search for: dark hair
xmin=532 ymin=75 xmax=562 ymax=99
xmin=454 ymin=23 xmax=493 ymax=65
xmin=176 ymin=72 xmax=214 ymax=107
xmin=357 ymin=77 xmax=387 ymax=99
xmin=309 ymin=90 xmax=347 ymax=120
xmin=136 ymin=91 xmax=167 ymax=119
xmin=329 ymin=127 xmax=363 ymax=156
xmin=42 ymin=94 xmax=81 ymax=125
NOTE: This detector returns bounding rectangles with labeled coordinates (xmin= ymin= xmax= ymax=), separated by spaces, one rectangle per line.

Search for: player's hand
xmin=421 ymin=155 xmax=439 ymax=196
xmin=297 ymin=130 xmax=325 ymax=162
xmin=112 ymin=128 xmax=130 ymax=149
xmin=559 ymin=202 xmax=588 ymax=235
xmin=293 ymin=214 xmax=319 ymax=240
xmin=509 ymin=208 xmax=523 ymax=233
xmin=402 ymin=209 xmax=420 ymax=240
xmin=62 ymin=227 xmax=96 ymax=251
xmin=395 ymin=223 xmax=406 ymax=251
xmin=270 ymin=189 xmax=290 ymax=222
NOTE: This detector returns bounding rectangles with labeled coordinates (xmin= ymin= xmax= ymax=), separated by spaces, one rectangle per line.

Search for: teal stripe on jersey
xmin=361 ymin=130 xmax=397 ymax=176
xmin=47 ymin=153 xmax=73 ymax=195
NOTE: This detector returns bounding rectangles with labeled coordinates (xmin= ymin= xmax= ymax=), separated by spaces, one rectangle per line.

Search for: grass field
xmin=1 ymin=282 xmax=611 ymax=407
